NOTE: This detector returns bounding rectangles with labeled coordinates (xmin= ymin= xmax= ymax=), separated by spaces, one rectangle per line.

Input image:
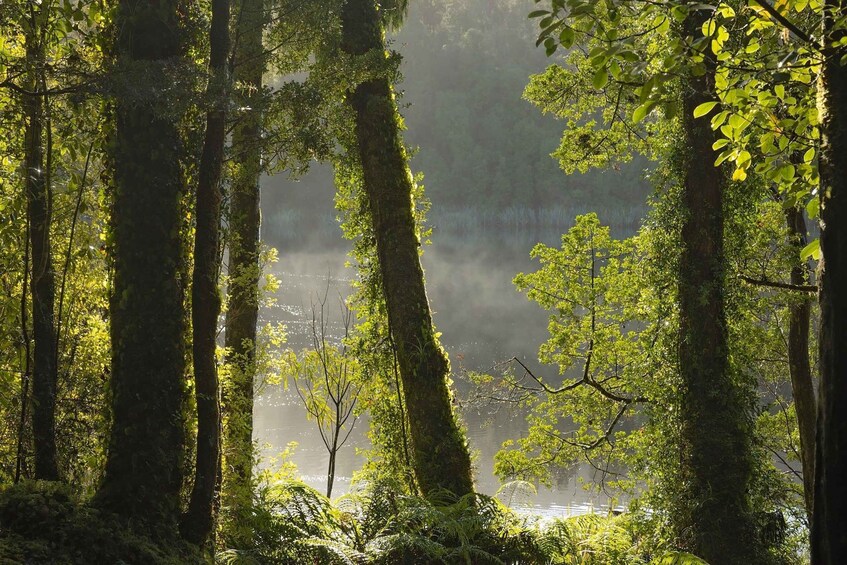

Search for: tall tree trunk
xmin=181 ymin=0 xmax=230 ymax=546
xmin=15 ymin=218 xmax=32 ymax=483
xmin=95 ymin=0 xmax=188 ymax=530
xmin=783 ymin=204 xmax=816 ymax=520
xmin=812 ymin=2 xmax=847 ymax=560
xmin=221 ymin=0 xmax=263 ymax=541
xmin=339 ymin=0 xmax=474 ymax=498
xmin=674 ymin=6 xmax=762 ymax=563
xmin=24 ymin=16 xmax=60 ymax=482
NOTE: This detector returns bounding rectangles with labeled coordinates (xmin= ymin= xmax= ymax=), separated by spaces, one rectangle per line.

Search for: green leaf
xmin=592 ymin=68 xmax=609 ymax=89
xmin=559 ymin=26 xmax=575 ymax=48
xmin=693 ymin=101 xmax=718 ymax=118
xmin=633 ymin=101 xmax=656 ymax=123
xmin=806 ymin=197 xmax=820 ymax=219
xmin=671 ymin=5 xmax=688 ymax=21
xmin=712 ymin=138 xmax=729 ymax=150
xmin=804 ymin=147 xmax=816 ymax=163
xmin=781 ymin=164 xmax=796 ymax=181
xmin=714 ymin=148 xmax=733 ymax=166
xmin=529 ymin=10 xmax=550 ymax=18
xmin=711 ymin=110 xmax=730 ymax=129
xmin=801 ymin=238 xmax=821 ymax=261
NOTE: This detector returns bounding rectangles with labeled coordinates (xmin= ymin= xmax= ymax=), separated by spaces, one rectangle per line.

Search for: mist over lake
xmin=255 ymin=162 xmax=646 ymax=516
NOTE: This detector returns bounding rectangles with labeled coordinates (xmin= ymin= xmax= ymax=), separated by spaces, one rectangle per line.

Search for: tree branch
xmin=748 ymin=0 xmax=816 ymax=47
xmin=738 ymin=273 xmax=817 ymax=293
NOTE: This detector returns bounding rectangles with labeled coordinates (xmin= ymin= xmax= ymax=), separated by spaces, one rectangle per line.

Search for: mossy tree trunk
xmin=812 ymin=3 xmax=847 ymax=559
xmin=339 ymin=0 xmax=474 ymax=498
xmin=24 ymin=11 xmax=60 ymax=482
xmin=674 ymin=6 xmax=763 ymax=563
xmin=95 ymin=0 xmax=188 ymax=530
xmin=181 ymin=0 xmax=230 ymax=546
xmin=782 ymin=203 xmax=816 ymax=520
xmin=221 ymin=0 xmax=264 ymax=542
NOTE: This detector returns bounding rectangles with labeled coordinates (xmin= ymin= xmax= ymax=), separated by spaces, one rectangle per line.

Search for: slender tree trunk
xmin=221 ymin=0 xmax=264 ymax=541
xmin=782 ymin=204 xmax=816 ymax=520
xmin=95 ymin=0 xmax=188 ymax=530
xmin=181 ymin=0 xmax=230 ymax=546
xmin=339 ymin=0 xmax=474 ymax=498
xmin=674 ymin=6 xmax=762 ymax=563
xmin=812 ymin=3 xmax=847 ymax=560
xmin=24 ymin=20 xmax=60 ymax=482
xmin=15 ymin=219 xmax=32 ymax=483
xmin=327 ymin=435 xmax=337 ymax=498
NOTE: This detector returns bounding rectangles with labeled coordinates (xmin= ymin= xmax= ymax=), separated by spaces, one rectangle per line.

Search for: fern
xmin=215 ymin=479 xmax=703 ymax=564
xmin=299 ymin=537 xmax=367 ymax=564
xmin=652 ymin=552 xmax=708 ymax=565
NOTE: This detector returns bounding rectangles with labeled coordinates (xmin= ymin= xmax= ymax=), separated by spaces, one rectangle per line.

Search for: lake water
xmin=253 ymin=211 xmax=641 ymax=518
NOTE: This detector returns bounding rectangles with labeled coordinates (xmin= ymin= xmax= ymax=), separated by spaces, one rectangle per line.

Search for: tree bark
xmin=812 ymin=2 xmax=847 ymax=560
xmin=782 ymin=204 xmax=816 ymax=520
xmin=674 ymin=6 xmax=763 ymax=563
xmin=221 ymin=0 xmax=263 ymax=541
xmin=24 ymin=16 xmax=60 ymax=482
xmin=181 ymin=0 xmax=230 ymax=546
xmin=15 ymin=218 xmax=32 ymax=483
xmin=339 ymin=0 xmax=474 ymax=498
xmin=95 ymin=0 xmax=188 ymax=530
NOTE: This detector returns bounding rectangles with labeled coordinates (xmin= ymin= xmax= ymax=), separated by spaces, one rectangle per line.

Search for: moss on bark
xmin=812 ymin=2 xmax=847 ymax=560
xmin=220 ymin=0 xmax=264 ymax=544
xmin=339 ymin=0 xmax=474 ymax=498
xmin=673 ymin=7 xmax=764 ymax=563
xmin=24 ymin=18 xmax=60 ymax=482
xmin=181 ymin=0 xmax=230 ymax=546
xmin=95 ymin=0 xmax=188 ymax=531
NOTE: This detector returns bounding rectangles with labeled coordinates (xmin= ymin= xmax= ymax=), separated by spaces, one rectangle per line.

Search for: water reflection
xmin=255 ymin=219 xmax=637 ymax=516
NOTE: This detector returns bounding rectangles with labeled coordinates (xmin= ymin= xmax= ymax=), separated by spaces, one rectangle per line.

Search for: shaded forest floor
xmin=0 ymin=480 xmax=713 ymax=564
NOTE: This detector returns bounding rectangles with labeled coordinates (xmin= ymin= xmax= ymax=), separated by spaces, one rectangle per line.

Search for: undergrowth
xmin=216 ymin=479 xmax=707 ymax=565
xmin=0 ymin=480 xmax=708 ymax=564
xmin=0 ymin=481 xmax=204 ymax=564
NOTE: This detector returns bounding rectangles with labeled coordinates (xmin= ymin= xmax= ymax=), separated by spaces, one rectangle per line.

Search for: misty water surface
xmin=254 ymin=192 xmax=642 ymax=517
xmin=249 ymin=0 xmax=652 ymax=517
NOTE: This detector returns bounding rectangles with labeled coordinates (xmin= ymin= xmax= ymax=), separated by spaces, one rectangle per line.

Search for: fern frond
xmin=300 ymin=537 xmax=367 ymax=564
xmin=214 ymin=549 xmax=263 ymax=565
